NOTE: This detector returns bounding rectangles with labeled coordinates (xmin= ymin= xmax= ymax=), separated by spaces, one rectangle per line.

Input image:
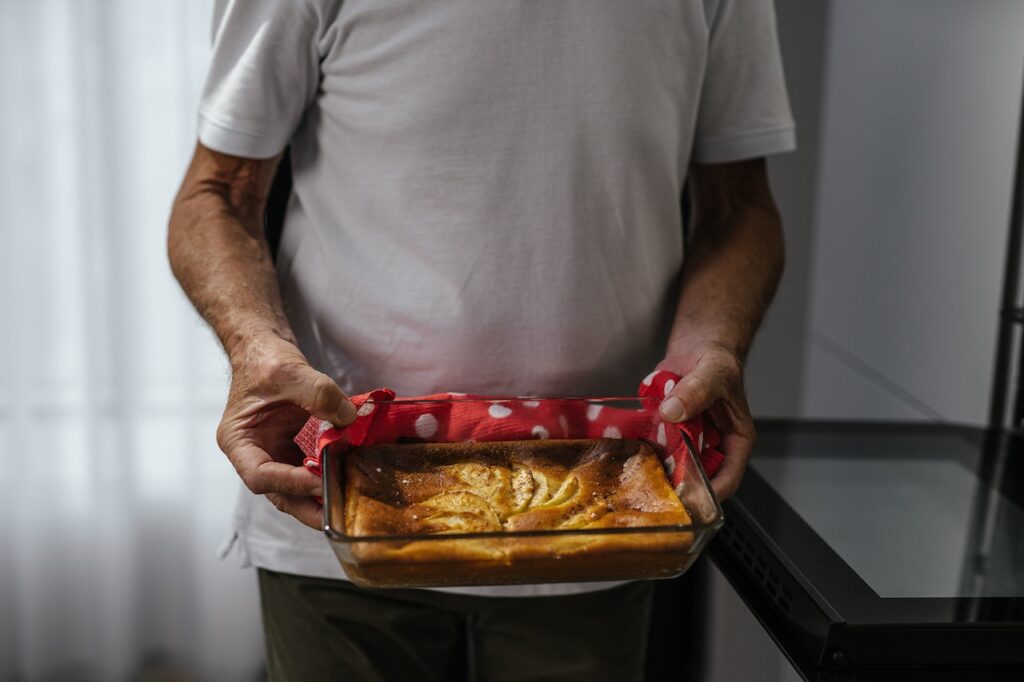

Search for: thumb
xmin=280 ymin=364 xmax=357 ymax=426
xmin=659 ymin=368 xmax=722 ymax=424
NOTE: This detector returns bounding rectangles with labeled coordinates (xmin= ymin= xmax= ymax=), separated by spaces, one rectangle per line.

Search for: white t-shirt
xmin=202 ymin=0 xmax=795 ymax=596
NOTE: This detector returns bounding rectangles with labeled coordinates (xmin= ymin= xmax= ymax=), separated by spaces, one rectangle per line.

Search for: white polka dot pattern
xmin=488 ymin=403 xmax=513 ymax=418
xmin=642 ymin=371 xmax=657 ymax=386
xmin=415 ymin=413 xmax=438 ymax=438
xmin=292 ymin=371 xmax=726 ymax=500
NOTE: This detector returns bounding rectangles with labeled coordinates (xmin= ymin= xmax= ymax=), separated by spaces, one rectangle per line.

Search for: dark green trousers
xmin=258 ymin=569 xmax=654 ymax=682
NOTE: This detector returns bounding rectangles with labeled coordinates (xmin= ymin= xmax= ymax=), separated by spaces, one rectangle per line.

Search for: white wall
xmin=745 ymin=0 xmax=831 ymax=418
xmin=799 ymin=0 xmax=1024 ymax=424
xmin=748 ymin=0 xmax=1024 ymax=425
xmin=715 ymin=2 xmax=1024 ymax=680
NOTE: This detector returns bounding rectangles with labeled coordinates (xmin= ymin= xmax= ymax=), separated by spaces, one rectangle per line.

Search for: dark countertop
xmin=709 ymin=420 xmax=1024 ymax=681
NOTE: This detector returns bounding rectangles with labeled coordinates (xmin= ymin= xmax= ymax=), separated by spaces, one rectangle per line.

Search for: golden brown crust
xmin=340 ymin=439 xmax=694 ymax=582
xmin=345 ymin=439 xmax=689 ymax=535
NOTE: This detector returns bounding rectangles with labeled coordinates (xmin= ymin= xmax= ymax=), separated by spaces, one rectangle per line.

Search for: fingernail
xmin=660 ymin=397 xmax=686 ymax=422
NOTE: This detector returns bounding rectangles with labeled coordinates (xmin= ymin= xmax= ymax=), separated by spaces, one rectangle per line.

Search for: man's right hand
xmin=216 ymin=331 xmax=357 ymax=529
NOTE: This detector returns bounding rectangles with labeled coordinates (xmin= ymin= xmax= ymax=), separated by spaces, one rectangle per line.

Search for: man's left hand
xmin=655 ymin=345 xmax=755 ymax=500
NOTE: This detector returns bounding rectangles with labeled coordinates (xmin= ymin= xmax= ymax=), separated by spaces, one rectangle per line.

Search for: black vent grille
xmin=719 ymin=520 xmax=794 ymax=615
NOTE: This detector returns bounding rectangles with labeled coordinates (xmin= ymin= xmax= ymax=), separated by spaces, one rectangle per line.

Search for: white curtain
xmin=0 ymin=1 xmax=265 ymax=680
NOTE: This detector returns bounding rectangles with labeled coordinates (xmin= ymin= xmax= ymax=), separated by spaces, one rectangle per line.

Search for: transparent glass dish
xmin=322 ymin=396 xmax=723 ymax=588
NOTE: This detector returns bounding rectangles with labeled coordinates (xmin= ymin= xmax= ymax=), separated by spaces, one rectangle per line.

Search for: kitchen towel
xmin=294 ymin=371 xmax=724 ymax=492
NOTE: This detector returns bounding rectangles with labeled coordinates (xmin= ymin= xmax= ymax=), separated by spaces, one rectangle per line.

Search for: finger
xmin=707 ymin=403 xmax=756 ymax=501
xmin=277 ymin=364 xmax=357 ymax=426
xmin=251 ymin=460 xmax=324 ymax=497
xmin=710 ymin=449 xmax=748 ymax=501
xmin=709 ymin=423 xmax=754 ymax=500
xmin=265 ymin=493 xmax=324 ymax=530
xmin=229 ymin=443 xmax=323 ymax=497
xmin=660 ymin=366 xmax=726 ymax=423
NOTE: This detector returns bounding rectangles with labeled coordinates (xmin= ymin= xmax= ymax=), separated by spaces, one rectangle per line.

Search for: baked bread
xmin=339 ymin=438 xmax=695 ymax=586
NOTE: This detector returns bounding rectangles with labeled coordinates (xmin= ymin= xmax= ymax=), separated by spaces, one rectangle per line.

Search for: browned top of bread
xmin=343 ymin=438 xmax=689 ymax=537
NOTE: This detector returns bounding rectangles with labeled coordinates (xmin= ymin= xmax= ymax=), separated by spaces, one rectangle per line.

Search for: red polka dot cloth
xmin=294 ymin=370 xmax=724 ymax=495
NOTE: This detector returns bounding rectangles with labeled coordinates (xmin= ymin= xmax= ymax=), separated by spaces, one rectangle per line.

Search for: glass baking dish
xmin=322 ymin=396 xmax=724 ymax=588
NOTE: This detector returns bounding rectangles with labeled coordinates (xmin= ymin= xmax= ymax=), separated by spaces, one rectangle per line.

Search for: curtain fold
xmin=1 ymin=1 xmax=264 ymax=680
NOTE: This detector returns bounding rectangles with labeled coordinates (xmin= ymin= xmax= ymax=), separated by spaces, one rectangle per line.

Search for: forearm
xmin=167 ymin=147 xmax=351 ymax=526
xmin=168 ymin=145 xmax=292 ymax=362
xmin=666 ymin=160 xmax=784 ymax=362
xmin=657 ymin=160 xmax=780 ymax=497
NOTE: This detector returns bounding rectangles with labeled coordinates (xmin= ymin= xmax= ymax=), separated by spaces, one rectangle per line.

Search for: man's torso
xmin=277 ymin=0 xmax=709 ymax=399
xmin=206 ymin=0 xmax=783 ymax=594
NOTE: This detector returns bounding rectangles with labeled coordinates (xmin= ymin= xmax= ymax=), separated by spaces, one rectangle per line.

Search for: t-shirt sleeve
xmin=693 ymin=0 xmax=796 ymax=164
xmin=197 ymin=0 xmax=323 ymax=159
